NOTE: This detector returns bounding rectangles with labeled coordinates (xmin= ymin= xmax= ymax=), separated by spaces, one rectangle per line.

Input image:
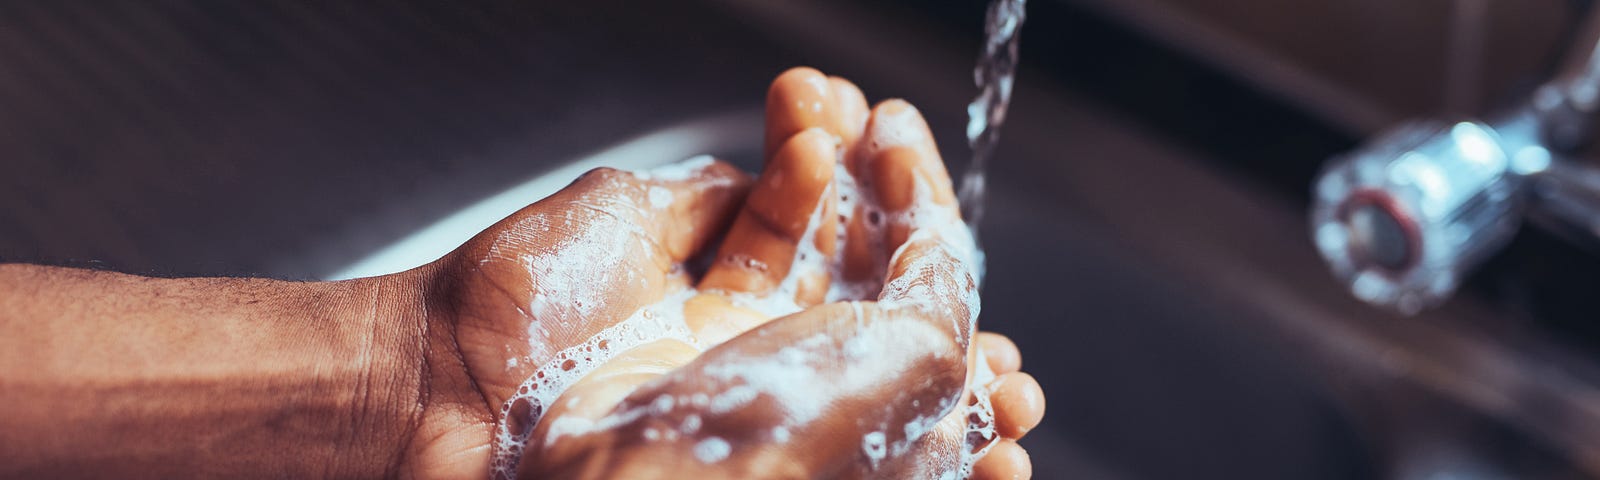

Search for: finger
xmin=878 ymin=236 xmax=980 ymax=346
xmin=768 ymin=66 xmax=844 ymax=159
xmin=971 ymin=439 xmax=1032 ymax=480
xmin=829 ymin=76 xmax=870 ymax=151
xmin=858 ymin=99 xmax=956 ymax=212
xmin=764 ymin=67 xmax=868 ymax=161
xmin=699 ymin=128 xmax=838 ymax=307
xmin=978 ymin=332 xmax=1023 ymax=374
xmin=841 ymin=99 xmax=965 ymax=286
xmin=988 ymin=372 xmax=1045 ymax=439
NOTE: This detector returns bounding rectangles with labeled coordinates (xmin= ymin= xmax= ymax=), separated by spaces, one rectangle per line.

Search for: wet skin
xmin=0 ymin=67 xmax=1044 ymax=479
xmin=427 ymin=68 xmax=1045 ymax=479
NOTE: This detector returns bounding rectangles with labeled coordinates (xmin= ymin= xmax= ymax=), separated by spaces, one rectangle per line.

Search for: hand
xmin=511 ymin=68 xmax=1044 ymax=479
xmin=0 ymin=67 xmax=1042 ymax=480
xmin=392 ymin=155 xmax=753 ymax=478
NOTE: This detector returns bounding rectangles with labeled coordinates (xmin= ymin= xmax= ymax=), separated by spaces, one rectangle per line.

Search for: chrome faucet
xmin=1311 ymin=13 xmax=1600 ymax=314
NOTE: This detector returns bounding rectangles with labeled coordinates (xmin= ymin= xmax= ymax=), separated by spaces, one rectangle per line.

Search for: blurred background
xmin=5 ymin=0 xmax=1600 ymax=478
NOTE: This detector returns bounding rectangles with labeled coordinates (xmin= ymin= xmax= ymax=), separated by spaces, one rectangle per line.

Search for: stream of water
xmin=958 ymin=0 xmax=1027 ymax=240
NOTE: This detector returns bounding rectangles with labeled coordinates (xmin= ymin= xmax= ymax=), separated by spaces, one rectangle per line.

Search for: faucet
xmin=1311 ymin=11 xmax=1600 ymax=314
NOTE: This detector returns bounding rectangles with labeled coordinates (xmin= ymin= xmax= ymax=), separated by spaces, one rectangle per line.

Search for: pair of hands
xmin=394 ymin=68 xmax=1043 ymax=479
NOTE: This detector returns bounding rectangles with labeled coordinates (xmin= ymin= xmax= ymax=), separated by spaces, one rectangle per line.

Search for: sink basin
xmin=327 ymin=110 xmax=763 ymax=280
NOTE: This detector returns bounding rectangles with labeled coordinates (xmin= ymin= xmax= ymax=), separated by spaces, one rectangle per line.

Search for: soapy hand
xmin=397 ymin=156 xmax=753 ymax=477
xmin=401 ymin=68 xmax=1044 ymax=479
xmin=0 ymin=67 xmax=1041 ymax=480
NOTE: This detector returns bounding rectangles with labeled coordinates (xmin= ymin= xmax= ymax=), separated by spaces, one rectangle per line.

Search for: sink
xmin=327 ymin=110 xmax=764 ymax=280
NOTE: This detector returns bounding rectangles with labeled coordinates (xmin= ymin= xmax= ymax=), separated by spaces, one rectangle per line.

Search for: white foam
xmin=698 ymin=332 xmax=834 ymax=424
xmin=826 ymin=163 xmax=887 ymax=302
xmin=494 ymin=208 xmax=639 ymax=364
xmin=708 ymin=384 xmax=761 ymax=414
xmin=650 ymin=394 xmax=675 ymax=415
xmin=490 ymin=288 xmax=697 ymax=479
xmin=648 ymin=186 xmax=674 ymax=209
xmin=680 ymin=414 xmax=703 ymax=434
xmin=893 ymin=394 xmax=958 ymax=459
xmin=492 ymin=150 xmax=996 ymax=479
xmin=957 ymin=350 xmax=1000 ymax=478
xmin=862 ymin=431 xmax=888 ymax=467
xmin=867 ymin=104 xmax=930 ymax=152
xmin=846 ymin=148 xmax=994 ymax=478
xmin=694 ymin=437 xmax=732 ymax=463
xmin=632 ymin=154 xmax=718 ymax=182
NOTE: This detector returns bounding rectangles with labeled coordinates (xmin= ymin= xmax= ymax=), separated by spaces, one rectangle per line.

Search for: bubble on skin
xmin=488 ymin=205 xmax=663 ymax=479
xmin=738 ymin=256 xmax=769 ymax=272
xmin=958 ymin=355 xmax=1001 ymax=477
xmin=680 ymin=414 xmax=703 ymax=434
xmin=513 ymin=201 xmax=658 ymax=361
xmin=648 ymin=186 xmax=674 ymax=209
xmin=695 ymin=437 xmax=733 ymax=463
xmin=876 ymin=173 xmax=984 ymax=342
xmin=826 ymin=113 xmax=993 ymax=480
xmin=902 ymin=414 xmax=935 ymax=451
xmin=708 ymin=384 xmax=762 ymax=414
xmin=849 ymin=144 xmax=996 ymax=476
xmin=697 ymin=317 xmax=956 ymax=448
xmin=494 ymin=152 xmax=993 ymax=478
xmin=867 ymin=103 xmax=931 ymax=154
xmin=632 ymin=155 xmax=719 ymax=182
xmin=827 ymin=164 xmax=888 ymax=302
xmin=651 ymin=395 xmax=675 ymax=415
xmin=862 ymin=431 xmax=888 ymax=467
xmin=490 ymin=288 xmax=697 ymax=479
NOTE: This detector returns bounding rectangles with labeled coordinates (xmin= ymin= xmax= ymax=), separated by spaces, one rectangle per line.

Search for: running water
xmin=958 ymin=0 xmax=1027 ymax=240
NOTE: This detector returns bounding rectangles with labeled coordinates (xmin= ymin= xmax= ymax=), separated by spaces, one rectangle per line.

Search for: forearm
xmin=0 ymin=264 xmax=430 ymax=478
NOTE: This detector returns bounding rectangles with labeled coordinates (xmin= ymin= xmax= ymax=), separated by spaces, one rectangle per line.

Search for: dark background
xmin=6 ymin=1 xmax=1600 ymax=478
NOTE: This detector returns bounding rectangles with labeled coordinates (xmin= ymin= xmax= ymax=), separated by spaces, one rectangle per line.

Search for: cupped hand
xmin=392 ymin=67 xmax=1044 ymax=480
xmin=395 ymin=157 xmax=752 ymax=478
xmin=514 ymin=68 xmax=1044 ymax=479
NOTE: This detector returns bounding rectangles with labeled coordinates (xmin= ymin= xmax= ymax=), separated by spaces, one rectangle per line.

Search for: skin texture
xmin=0 ymin=67 xmax=1045 ymax=479
xmin=513 ymin=68 xmax=1044 ymax=480
xmin=0 ymin=267 xmax=428 ymax=478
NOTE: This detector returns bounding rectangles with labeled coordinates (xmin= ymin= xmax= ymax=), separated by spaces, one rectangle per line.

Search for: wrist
xmin=368 ymin=260 xmax=505 ymax=476
xmin=329 ymin=267 xmax=438 ymax=477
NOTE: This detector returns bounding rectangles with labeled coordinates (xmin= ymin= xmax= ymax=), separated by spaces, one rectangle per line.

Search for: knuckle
xmin=576 ymin=166 xmax=634 ymax=190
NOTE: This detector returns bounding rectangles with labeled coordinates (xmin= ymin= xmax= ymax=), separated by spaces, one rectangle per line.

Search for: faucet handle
xmin=1311 ymin=121 xmax=1526 ymax=313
